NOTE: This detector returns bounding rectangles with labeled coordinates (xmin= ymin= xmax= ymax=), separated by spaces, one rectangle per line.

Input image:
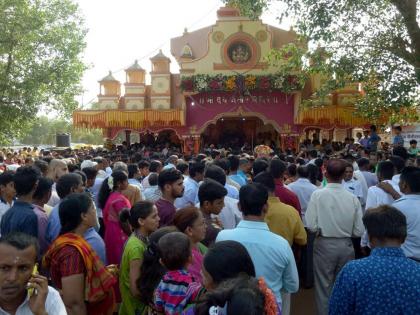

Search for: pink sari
xmin=103 ymin=192 xmax=131 ymax=265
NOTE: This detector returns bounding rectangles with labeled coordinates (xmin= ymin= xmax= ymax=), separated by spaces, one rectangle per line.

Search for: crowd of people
xmin=0 ymin=124 xmax=419 ymax=315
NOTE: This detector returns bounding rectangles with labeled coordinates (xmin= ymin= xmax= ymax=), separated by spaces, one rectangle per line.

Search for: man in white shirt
xmin=0 ymin=232 xmax=66 ymax=315
xmin=204 ymin=165 xmax=242 ymax=229
xmin=306 ymin=159 xmax=364 ymax=315
xmin=357 ymin=158 xmax=378 ymax=188
xmin=174 ymin=161 xmax=205 ymax=209
xmin=287 ymin=165 xmax=318 ymax=288
xmin=342 ymin=163 xmax=364 ymax=203
xmin=361 ymin=161 xmax=400 ymax=250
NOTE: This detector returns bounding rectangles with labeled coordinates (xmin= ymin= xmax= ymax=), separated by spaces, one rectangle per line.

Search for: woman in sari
xmin=118 ymin=201 xmax=160 ymax=315
xmin=43 ymin=193 xmax=117 ymax=315
xmin=173 ymin=206 xmax=207 ymax=283
xmin=98 ymin=170 xmax=131 ymax=265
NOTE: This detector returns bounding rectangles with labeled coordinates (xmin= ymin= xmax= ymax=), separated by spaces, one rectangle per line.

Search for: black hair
xmin=157 ymin=168 xmax=183 ymax=190
xmin=287 ymin=164 xmax=297 ymax=177
xmin=56 ymin=173 xmax=83 ymax=199
xmin=138 ymin=160 xmax=150 ymax=169
xmin=389 ymin=155 xmax=406 ymax=173
xmin=73 ymin=170 xmax=87 ymax=186
xmin=363 ymin=205 xmax=407 ymax=241
xmin=297 ymin=165 xmax=310 ymax=178
xmin=158 ymin=231 xmax=191 ymax=270
xmin=177 ymin=161 xmax=189 ymax=174
xmin=392 ymin=146 xmax=409 ymax=161
xmin=149 ymin=160 xmax=162 ymax=173
xmin=394 ymin=126 xmax=402 ymax=131
xmin=196 ymin=275 xmax=265 ymax=315
xmin=127 ymin=164 xmax=139 ymax=179
xmin=239 ymin=183 xmax=268 ymax=216
xmin=148 ymin=173 xmax=159 ymax=186
xmin=213 ymin=159 xmax=230 ymax=174
xmin=253 ymin=171 xmax=275 ymax=193
xmin=210 ymin=150 xmax=221 ymax=160
xmin=137 ymin=226 xmax=178 ymax=306
xmin=0 ymin=171 xmax=14 ymax=186
xmin=82 ymin=167 xmax=98 ymax=180
xmin=0 ymin=232 xmax=39 ymax=258
xmin=410 ymin=139 xmax=417 ymax=145
xmin=189 ymin=161 xmax=205 ymax=178
xmin=59 ymin=193 xmax=93 ymax=234
xmin=98 ymin=171 xmax=128 ymax=209
xmin=198 ymin=179 xmax=227 ymax=206
xmin=252 ymin=158 xmax=269 ymax=177
xmin=370 ymin=125 xmax=377 ymax=132
xmin=13 ymin=166 xmax=41 ymax=196
xmin=203 ymin=240 xmax=255 ymax=285
xmin=357 ymin=158 xmax=370 ymax=169
xmin=32 ymin=177 xmax=54 ymax=201
xmin=377 ymin=161 xmax=395 ymax=180
xmin=400 ymin=166 xmax=420 ymax=193
xmin=205 ymin=164 xmax=227 ymax=186
xmin=309 ymin=150 xmax=318 ymax=159
xmin=227 ymin=155 xmax=240 ymax=172
xmin=68 ymin=164 xmax=80 ymax=173
xmin=119 ymin=201 xmax=155 ymax=229
xmin=269 ymin=159 xmax=286 ymax=179
xmin=326 ymin=159 xmax=346 ymax=181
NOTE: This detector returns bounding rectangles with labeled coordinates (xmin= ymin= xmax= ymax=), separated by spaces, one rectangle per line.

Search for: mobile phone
xmin=27 ymin=263 xmax=38 ymax=297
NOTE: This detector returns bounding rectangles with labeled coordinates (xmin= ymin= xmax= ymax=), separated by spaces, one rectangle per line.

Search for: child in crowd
xmin=408 ymin=139 xmax=419 ymax=156
xmin=154 ymin=232 xmax=200 ymax=314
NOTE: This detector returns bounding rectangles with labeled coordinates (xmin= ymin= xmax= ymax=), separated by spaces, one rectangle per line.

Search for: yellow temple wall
xmin=151 ymin=76 xmax=171 ymax=95
xmin=151 ymin=97 xmax=171 ymax=110
xmin=180 ymin=20 xmax=290 ymax=76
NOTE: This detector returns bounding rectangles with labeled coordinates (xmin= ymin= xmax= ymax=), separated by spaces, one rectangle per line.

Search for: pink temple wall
xmin=185 ymin=91 xmax=295 ymax=134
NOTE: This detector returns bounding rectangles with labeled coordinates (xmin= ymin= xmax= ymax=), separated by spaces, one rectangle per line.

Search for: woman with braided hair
xmin=119 ymin=201 xmax=160 ymax=315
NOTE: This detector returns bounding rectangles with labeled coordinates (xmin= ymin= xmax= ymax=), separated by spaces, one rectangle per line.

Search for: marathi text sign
xmin=401 ymin=125 xmax=420 ymax=147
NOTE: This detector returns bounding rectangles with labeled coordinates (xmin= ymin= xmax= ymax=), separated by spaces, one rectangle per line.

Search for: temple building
xmin=73 ymin=6 xmax=374 ymax=153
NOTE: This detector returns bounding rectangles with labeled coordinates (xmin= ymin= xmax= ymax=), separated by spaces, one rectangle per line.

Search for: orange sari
xmin=43 ymin=233 xmax=117 ymax=314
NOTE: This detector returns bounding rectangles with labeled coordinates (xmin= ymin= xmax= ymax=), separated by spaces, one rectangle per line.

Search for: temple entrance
xmin=201 ymin=117 xmax=279 ymax=150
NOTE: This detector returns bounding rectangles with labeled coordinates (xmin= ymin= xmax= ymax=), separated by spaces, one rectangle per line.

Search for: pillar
xmin=125 ymin=130 xmax=131 ymax=146
xmin=329 ymin=129 xmax=334 ymax=141
xmin=193 ymin=136 xmax=200 ymax=154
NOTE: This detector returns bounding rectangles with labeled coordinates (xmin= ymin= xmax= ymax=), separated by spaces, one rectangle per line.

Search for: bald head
xmin=326 ymin=159 xmax=347 ymax=183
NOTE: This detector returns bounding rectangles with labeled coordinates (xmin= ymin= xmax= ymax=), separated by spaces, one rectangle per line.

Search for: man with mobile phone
xmin=0 ymin=232 xmax=66 ymax=315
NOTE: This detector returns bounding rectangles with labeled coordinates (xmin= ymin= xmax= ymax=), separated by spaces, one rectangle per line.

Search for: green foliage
xmin=0 ymin=0 xmax=87 ymax=144
xmin=222 ymin=0 xmax=270 ymax=20
xmin=236 ymin=0 xmax=420 ymax=122
xmin=17 ymin=116 xmax=103 ymax=146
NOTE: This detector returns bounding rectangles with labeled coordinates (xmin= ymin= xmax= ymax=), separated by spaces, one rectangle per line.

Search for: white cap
xmin=81 ymin=160 xmax=97 ymax=170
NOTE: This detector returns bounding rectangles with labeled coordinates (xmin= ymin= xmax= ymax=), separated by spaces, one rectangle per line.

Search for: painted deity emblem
xmin=228 ymin=42 xmax=251 ymax=64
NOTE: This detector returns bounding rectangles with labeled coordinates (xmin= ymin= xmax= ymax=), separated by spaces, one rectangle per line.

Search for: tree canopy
xmin=223 ymin=0 xmax=420 ymax=124
xmin=0 ymin=0 xmax=87 ymax=144
xmin=17 ymin=116 xmax=103 ymax=146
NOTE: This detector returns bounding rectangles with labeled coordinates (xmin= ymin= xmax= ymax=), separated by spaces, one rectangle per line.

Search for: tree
xmin=223 ymin=0 xmax=420 ymax=123
xmin=0 ymin=0 xmax=87 ymax=144
xmin=18 ymin=116 xmax=103 ymax=146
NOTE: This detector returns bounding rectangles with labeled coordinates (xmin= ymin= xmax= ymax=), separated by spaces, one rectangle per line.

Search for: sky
xmin=75 ymin=0 xmax=291 ymax=108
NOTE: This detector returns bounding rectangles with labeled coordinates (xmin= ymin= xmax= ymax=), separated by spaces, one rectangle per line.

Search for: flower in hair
xmin=258 ymin=277 xmax=279 ymax=315
xmin=107 ymin=176 xmax=114 ymax=190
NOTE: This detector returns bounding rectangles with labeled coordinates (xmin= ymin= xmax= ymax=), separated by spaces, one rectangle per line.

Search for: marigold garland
xmin=258 ymin=277 xmax=279 ymax=315
xmin=180 ymin=73 xmax=302 ymax=93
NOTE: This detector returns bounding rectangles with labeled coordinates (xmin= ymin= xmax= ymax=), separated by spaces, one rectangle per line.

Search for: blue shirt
xmin=393 ymin=134 xmax=404 ymax=146
xmin=0 ymin=201 xmax=38 ymax=238
xmin=84 ymin=227 xmax=107 ymax=264
xmin=329 ymin=247 xmax=420 ymax=315
xmin=225 ymin=184 xmax=239 ymax=200
xmin=228 ymin=173 xmax=246 ymax=187
xmin=174 ymin=176 xmax=199 ymax=209
xmin=393 ymin=195 xmax=420 ymax=260
xmin=216 ymin=220 xmax=299 ymax=303
xmin=46 ymin=203 xmax=60 ymax=244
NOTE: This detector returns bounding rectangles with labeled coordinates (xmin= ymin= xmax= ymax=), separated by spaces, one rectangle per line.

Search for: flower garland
xmin=180 ymin=73 xmax=302 ymax=93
